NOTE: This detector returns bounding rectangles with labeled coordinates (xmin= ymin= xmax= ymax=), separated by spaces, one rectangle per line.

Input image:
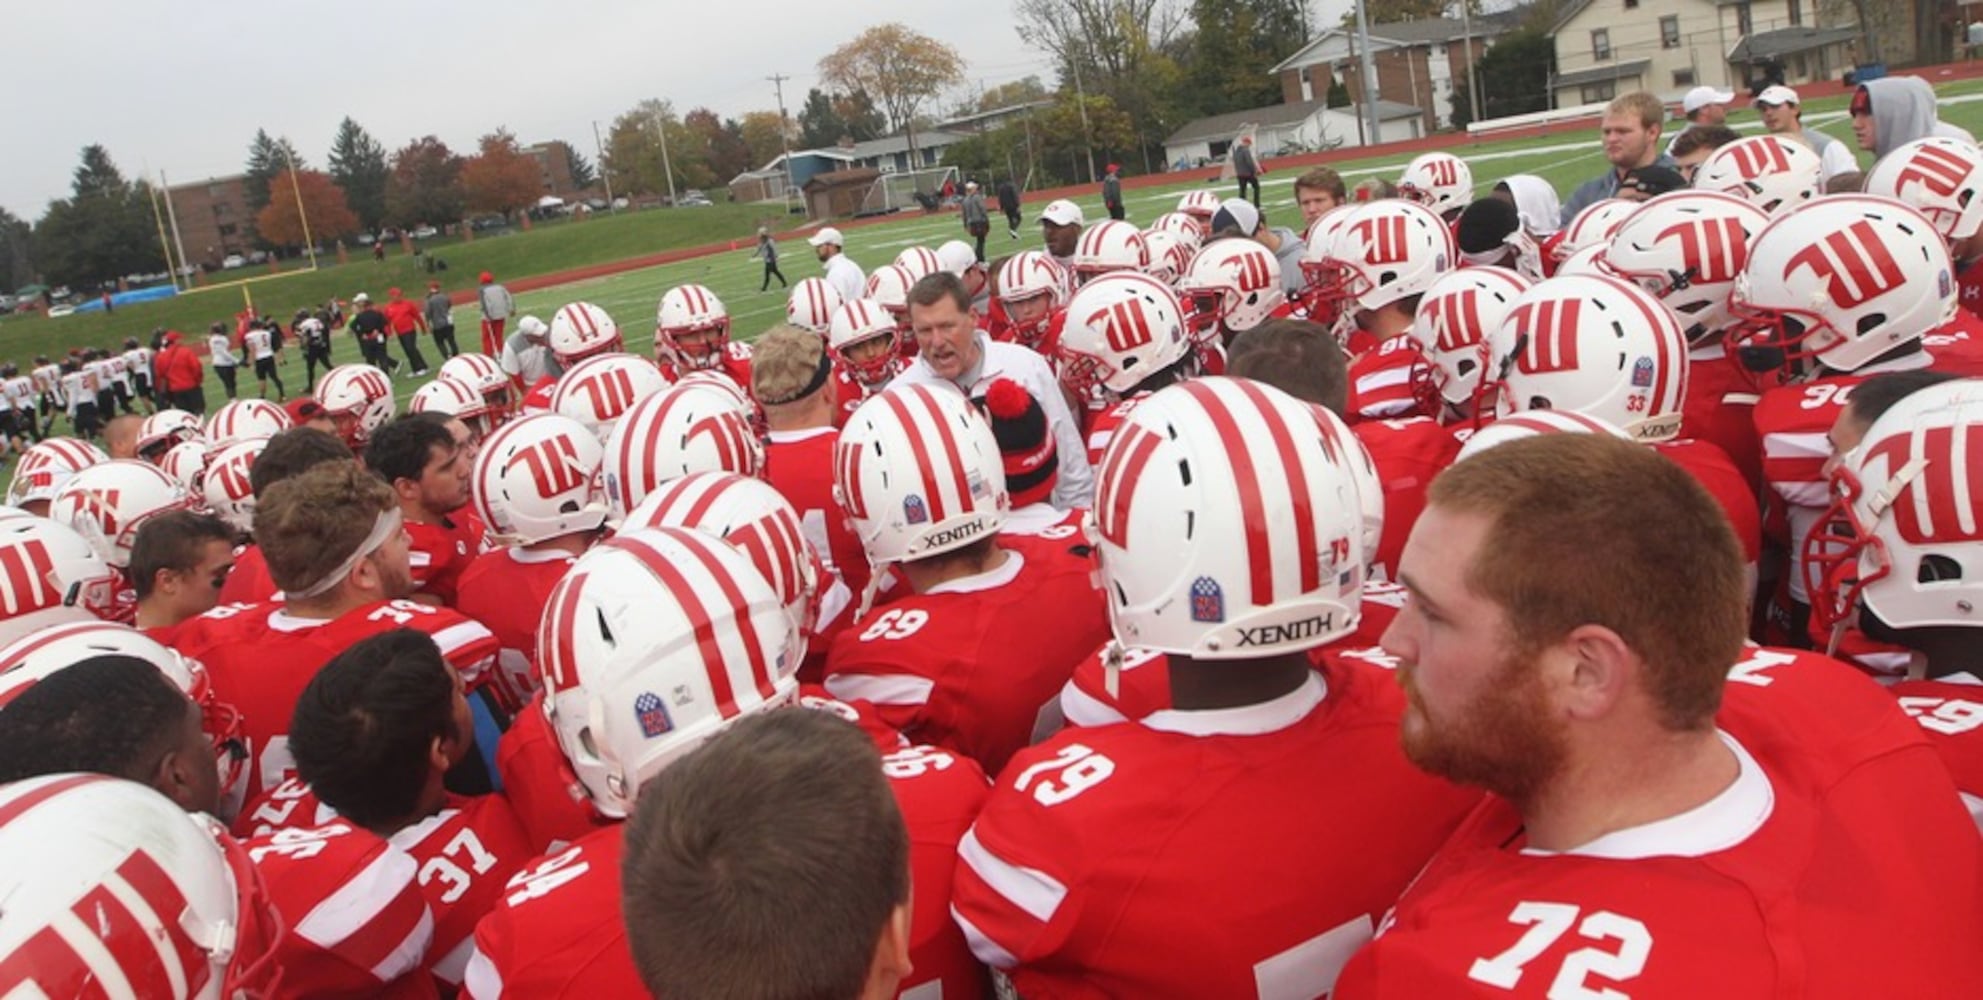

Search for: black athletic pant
xmin=305 ymin=346 xmax=333 ymax=387
xmin=761 ymin=260 xmax=787 ymax=291
xmin=1237 ymin=175 xmax=1260 ymax=207
xmin=396 ymin=332 xmax=429 ymax=373
xmin=214 ymin=364 xmax=238 ymax=400
xmin=431 ymin=325 xmax=459 ymax=360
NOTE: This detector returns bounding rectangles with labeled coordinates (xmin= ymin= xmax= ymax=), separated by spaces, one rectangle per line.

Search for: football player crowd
xmin=3 ymin=76 xmax=1983 ymax=999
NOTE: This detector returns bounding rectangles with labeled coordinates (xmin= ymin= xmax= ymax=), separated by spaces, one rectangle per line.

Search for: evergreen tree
xmin=328 ymin=117 xmax=390 ymax=231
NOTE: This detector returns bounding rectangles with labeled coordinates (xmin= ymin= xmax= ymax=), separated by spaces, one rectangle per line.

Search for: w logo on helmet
xmin=212 ymin=460 xmax=254 ymax=502
xmin=579 ymin=369 xmax=638 ymax=419
xmin=61 ymin=489 xmax=123 ymax=539
xmin=0 ymin=539 xmax=60 ymax=616
xmin=1786 ymin=220 xmax=1907 ymax=310
xmin=1658 ymin=218 xmax=1747 ymax=284
xmin=1088 ymin=299 xmax=1157 ymax=352
xmin=506 ymin=435 xmax=589 ymax=499
xmin=0 ymin=846 xmax=212 ymax=997
xmin=1352 ymin=216 xmax=1411 ymax=265
xmin=1229 ymin=249 xmax=1276 ymax=292
xmin=684 ymin=413 xmax=758 ymax=478
xmin=354 ymin=370 xmax=389 ymax=401
xmin=1729 ymin=139 xmax=1792 ymax=180
xmin=1863 ymin=425 xmax=1983 ymax=544
xmin=1508 ymin=299 xmax=1582 ymax=375
xmin=1896 ymin=142 xmax=1975 ymax=198
xmin=1421 ymin=289 xmax=1487 ymax=352
xmin=1425 ymin=158 xmax=1460 ymax=187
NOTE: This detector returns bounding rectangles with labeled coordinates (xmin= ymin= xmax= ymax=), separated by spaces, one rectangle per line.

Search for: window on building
xmin=1660 ymin=15 xmax=1680 ymax=48
xmin=217 ymin=224 xmax=237 ymax=238
xmin=1788 ymin=0 xmax=1801 ymax=25
xmin=1624 ymin=0 xmax=1637 ymax=8
xmin=1581 ymin=81 xmax=1617 ymax=104
xmin=1673 ymin=68 xmax=1696 ymax=87
xmin=1592 ymin=28 xmax=1611 ymax=59
xmin=1736 ymin=2 xmax=1753 ymax=35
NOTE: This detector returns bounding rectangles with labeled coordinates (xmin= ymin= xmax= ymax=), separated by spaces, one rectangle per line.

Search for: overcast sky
xmin=4 ymin=0 xmax=1355 ymax=220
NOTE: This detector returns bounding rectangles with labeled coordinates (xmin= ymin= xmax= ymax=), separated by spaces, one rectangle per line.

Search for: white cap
xmin=352 ymin=292 xmax=370 ymax=303
xmin=807 ymin=227 xmax=845 ymax=247
xmin=1210 ymin=198 xmax=1260 ymax=236
xmin=1754 ymin=84 xmax=1800 ymax=107
xmin=1682 ymin=86 xmax=1736 ymax=114
xmin=1039 ymin=199 xmax=1085 ymax=227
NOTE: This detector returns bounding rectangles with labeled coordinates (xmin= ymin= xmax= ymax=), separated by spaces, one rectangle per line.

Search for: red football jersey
xmin=405 ymin=510 xmax=487 ymax=606
xmin=389 ymin=796 xmax=536 ymax=988
xmin=825 ymin=535 xmax=1109 ymax=773
xmin=519 ymin=375 xmax=556 ymax=415
xmin=1891 ymin=671 xmax=1983 ymax=833
xmin=1678 ymin=341 xmax=1763 ymax=492
xmin=219 ymin=543 xmax=279 ymax=605
xmin=953 ymin=660 xmax=1481 ymax=998
xmin=1652 ymin=438 xmax=1760 ymax=564
xmin=1351 ymin=417 xmax=1464 ymax=581
xmin=884 ymin=744 xmax=996 ymax=1000
xmin=1346 ymin=336 xmax=1431 ymax=424
xmin=494 ymin=695 xmax=611 ymax=857
xmin=245 ymin=821 xmax=438 ymax=999
xmin=1925 ymin=307 xmax=1983 ymax=375
xmin=1754 ymin=369 xmax=1886 ymax=604
xmin=658 ymin=339 xmax=754 ymax=388
xmin=456 ymin=546 xmax=575 ymax=711
xmin=764 ymin=427 xmax=870 ymax=601
xmin=1956 ymin=255 xmax=1983 ymax=321
xmin=1336 ymin=647 xmax=1983 ymax=998
xmin=831 ymin=365 xmax=871 ymax=426
xmin=1082 ymin=396 xmax=1143 ymax=469
xmin=171 ymin=599 xmax=498 ymax=797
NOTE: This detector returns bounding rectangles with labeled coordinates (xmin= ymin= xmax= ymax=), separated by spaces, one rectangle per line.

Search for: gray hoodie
xmin=1860 ymin=77 xmax=1976 ymax=158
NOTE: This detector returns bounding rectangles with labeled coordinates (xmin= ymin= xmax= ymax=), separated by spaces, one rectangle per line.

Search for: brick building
xmin=1273 ymin=15 xmax=1521 ymax=131
xmin=163 ymin=174 xmax=252 ymax=268
xmin=523 ymin=140 xmax=596 ymax=200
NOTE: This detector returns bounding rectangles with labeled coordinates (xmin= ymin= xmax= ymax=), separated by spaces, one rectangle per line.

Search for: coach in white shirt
xmin=891 ymin=272 xmax=1094 ymax=509
xmin=809 ymin=227 xmax=867 ymax=303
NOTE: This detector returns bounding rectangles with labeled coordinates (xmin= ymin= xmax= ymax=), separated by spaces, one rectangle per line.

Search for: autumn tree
xmin=1016 ymin=0 xmax=1190 ymax=172
xmin=461 ymin=128 xmax=543 ymax=217
xmin=604 ymin=99 xmax=704 ymax=197
xmin=34 ymin=145 xmax=161 ymax=286
xmin=976 ymin=76 xmax=1051 ymax=112
xmin=684 ymin=108 xmax=752 ymax=185
xmin=738 ymin=110 xmax=794 ymax=168
xmin=243 ymin=129 xmax=306 ymax=217
xmin=819 ymin=25 xmax=966 ymax=172
xmin=383 ymin=136 xmax=464 ymax=228
xmin=328 ymin=117 xmax=390 ymax=231
xmin=1186 ymin=0 xmax=1310 ymax=115
xmin=255 ymin=169 xmax=359 ymax=247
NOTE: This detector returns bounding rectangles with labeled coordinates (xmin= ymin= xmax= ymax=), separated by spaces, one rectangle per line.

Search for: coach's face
xmin=910 ymin=295 xmax=981 ymax=382
xmin=1601 ymin=113 xmax=1654 ymax=169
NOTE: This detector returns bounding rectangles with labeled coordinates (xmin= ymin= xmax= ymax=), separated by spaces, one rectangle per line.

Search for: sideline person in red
xmin=383 ymin=288 xmax=432 ymax=377
xmin=154 ymin=330 xmax=206 ymax=415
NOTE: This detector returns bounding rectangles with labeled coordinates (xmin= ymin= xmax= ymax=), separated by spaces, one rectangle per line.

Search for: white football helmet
xmin=1554 ymin=243 xmax=1613 ymax=277
xmin=1399 ymin=152 xmax=1475 ymax=217
xmin=550 ymin=353 xmax=673 ymax=443
xmin=1070 ymin=220 xmax=1150 ymax=285
xmin=675 ymin=370 xmax=757 ymax=424
xmin=472 ymin=413 xmax=608 ymax=546
xmin=51 ymin=459 xmax=199 ymax=569
xmin=1694 ymin=134 xmax=1821 ymax=216
xmin=548 ymin=301 xmax=624 ymax=366
xmin=621 ymin=471 xmax=822 ymax=643
xmin=1295 ymin=205 xmax=1357 ymax=325
xmin=785 ymin=277 xmax=845 ymax=335
xmin=138 ymin=409 xmax=205 ymax=458
xmin=537 ymin=526 xmax=800 ymax=818
xmin=1407 ymin=266 xmax=1533 ymax=413
xmin=835 ymin=384 xmax=1007 ymax=567
xmin=7 ymin=438 xmax=107 ymax=509
xmin=1176 ymin=239 xmax=1284 ymax=341
xmin=655 ymin=284 xmax=732 ymax=372
xmin=1807 ymin=378 xmax=1983 ymax=634
xmin=1140 ymin=230 xmax=1192 ymax=286
xmin=1864 ymin=136 xmax=1983 ymax=245
xmin=202 ymin=437 xmax=266 ymax=534
xmin=203 ymin=399 xmax=290 ymax=446
xmin=1176 ymin=190 xmax=1222 ymax=226
xmin=893 ymin=246 xmax=943 ymax=281
xmin=1551 ymin=199 xmax=1640 ymax=263
xmin=410 ymin=375 xmax=499 ymax=439
xmin=1090 ymin=377 xmax=1364 ymax=658
xmin=604 ymin=383 xmax=764 ymax=526
xmin=0 ymin=773 xmax=284 ymax=999
xmin=1454 ymin=409 xmax=1635 ymax=463
xmin=314 ymin=364 xmax=395 ymax=449
xmin=159 ymin=440 xmax=209 ymax=494
xmin=0 ymin=621 xmax=247 ymax=793
xmin=1604 ymin=190 xmax=1771 ymax=345
xmin=0 ymin=515 xmax=120 ymax=625
xmin=935 ymin=240 xmax=980 ymax=277
xmin=1318 ymin=199 xmax=1458 ymax=317
xmin=1485 ymin=274 xmax=1691 ymax=443
xmin=1150 ymin=211 xmax=1205 ymax=249
xmin=1729 ymin=195 xmax=1955 ymax=377
xmin=864 ymin=264 xmax=917 ymax=328
xmin=1337 ymin=414 xmax=1385 ymax=572
xmin=1058 ymin=272 xmax=1193 ymax=399
xmin=995 ymin=251 xmax=1070 ymax=350
xmin=438 ymin=352 xmax=518 ymax=422
xmin=828 ymin=299 xmax=903 ymax=390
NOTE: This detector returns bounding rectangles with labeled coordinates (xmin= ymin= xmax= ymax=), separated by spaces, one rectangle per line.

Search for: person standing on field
xmin=1232 ymin=136 xmax=1262 ymax=208
xmin=1103 ymin=163 xmax=1125 ymax=221
xmin=207 ymin=322 xmax=241 ymax=402
xmin=961 ymin=181 xmax=991 ymax=263
xmin=425 ymin=280 xmax=459 ymax=360
xmin=997 ymin=178 xmax=1022 ymax=239
xmin=754 ymin=227 xmax=787 ymax=292
xmin=478 ymin=271 xmax=514 ymax=356
xmin=382 ymin=287 xmax=432 ymax=377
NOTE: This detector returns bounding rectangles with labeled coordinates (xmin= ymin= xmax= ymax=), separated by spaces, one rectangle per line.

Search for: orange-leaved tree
xmin=461 ymin=128 xmax=543 ymax=218
xmin=255 ymin=169 xmax=360 ymax=247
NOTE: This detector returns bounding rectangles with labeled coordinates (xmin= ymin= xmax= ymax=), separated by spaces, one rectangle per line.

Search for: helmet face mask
xmin=656 ymin=285 xmax=732 ymax=370
xmin=829 ymin=300 xmax=904 ymax=389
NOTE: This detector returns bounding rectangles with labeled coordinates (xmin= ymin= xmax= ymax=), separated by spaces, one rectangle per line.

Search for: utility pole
xmin=592 ymin=120 xmax=617 ymax=212
xmin=1069 ymin=59 xmax=1097 ymax=184
xmin=1460 ymin=0 xmax=1483 ymax=125
xmin=1354 ymin=0 xmax=1383 ymax=145
xmin=767 ymin=72 xmax=798 ymax=211
xmin=651 ymin=108 xmax=678 ymax=205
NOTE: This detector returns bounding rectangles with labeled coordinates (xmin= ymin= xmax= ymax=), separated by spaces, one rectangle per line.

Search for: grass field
xmin=14 ymin=76 xmax=1983 ymax=418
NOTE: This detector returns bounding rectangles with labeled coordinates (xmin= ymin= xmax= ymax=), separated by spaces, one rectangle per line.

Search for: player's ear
xmin=858 ymin=896 xmax=916 ymax=1000
xmin=1559 ymin=623 xmax=1633 ymax=721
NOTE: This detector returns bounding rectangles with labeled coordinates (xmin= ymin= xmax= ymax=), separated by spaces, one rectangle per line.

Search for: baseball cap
xmin=427 ymin=280 xmax=440 ymax=291
xmin=1682 ymin=86 xmax=1736 ymax=114
xmin=479 ymin=271 xmax=493 ymax=283
xmin=1039 ymin=199 xmax=1085 ymax=227
xmin=285 ymin=398 xmax=326 ymax=424
xmin=352 ymin=292 xmax=370 ymax=303
xmin=388 ymin=287 xmax=402 ymax=297
xmin=1755 ymin=84 xmax=1800 ymax=108
xmin=163 ymin=331 xmax=182 ymax=344
xmin=807 ymin=226 xmax=845 ymax=247
xmin=1210 ymin=198 xmax=1261 ymax=236
xmin=1619 ymin=165 xmax=1688 ymax=197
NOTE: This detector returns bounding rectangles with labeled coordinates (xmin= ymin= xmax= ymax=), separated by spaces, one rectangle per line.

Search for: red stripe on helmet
xmin=613 ymin=530 xmax=775 ymax=707
xmin=1230 ymin=379 xmax=1321 ymax=595
xmin=1181 ymin=381 xmax=1284 ymax=605
xmin=0 ymin=772 xmax=98 ymax=827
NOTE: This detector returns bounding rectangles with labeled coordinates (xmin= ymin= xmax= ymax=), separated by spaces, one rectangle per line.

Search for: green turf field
xmin=12 ymin=75 xmax=1983 ymax=422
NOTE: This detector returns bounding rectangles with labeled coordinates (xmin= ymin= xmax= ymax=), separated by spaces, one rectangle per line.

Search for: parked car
xmin=246 ymin=250 xmax=270 ymax=265
xmin=410 ymin=225 xmax=439 ymax=240
xmin=47 ymin=304 xmax=76 ymax=318
xmin=611 ymin=197 xmax=630 ymax=210
xmin=221 ymin=254 xmax=246 ymax=269
xmin=355 ymin=233 xmax=376 ymax=245
xmin=678 ymin=190 xmax=713 ymax=207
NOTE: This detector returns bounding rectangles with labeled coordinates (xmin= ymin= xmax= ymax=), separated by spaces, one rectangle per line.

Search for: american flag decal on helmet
xmin=634 ymin=691 xmax=674 ymax=738
xmin=1189 ymin=576 xmax=1225 ymax=622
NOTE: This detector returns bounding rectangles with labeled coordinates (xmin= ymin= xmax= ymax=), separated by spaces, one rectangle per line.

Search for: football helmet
xmin=1057 ymin=271 xmax=1193 ymax=399
xmin=1553 ymin=243 xmax=1613 ymax=277
xmin=438 ymin=352 xmax=518 ymax=422
xmin=7 ymin=438 xmax=107 ymax=510
xmin=0 ymin=621 xmax=248 ymax=793
xmin=1317 ymin=199 xmax=1458 ymax=318
xmin=203 ymin=399 xmax=290 ymax=446
xmin=1295 ymin=205 xmax=1357 ymax=325
xmin=603 ymin=382 xmax=764 ymax=525
xmin=835 ymin=384 xmax=1007 ymax=567
xmin=1176 ymin=190 xmax=1222 ymax=225
xmin=158 ymin=440 xmax=210 ymax=494
xmin=137 ymin=409 xmax=205 ymax=458
xmin=1150 ymin=212 xmax=1205 ymax=249
xmin=549 ymin=353 xmax=673 ymax=443
xmin=655 ymin=284 xmax=732 ymax=372
xmin=1485 ymin=274 xmax=1691 ymax=443
xmin=1694 ymin=134 xmax=1821 ymax=216
xmin=1176 ymin=239 xmax=1284 ymax=341
xmin=410 ymin=374 xmax=500 ymax=439
xmin=0 ymin=515 xmax=120 ymax=625
xmin=1140 ymin=230 xmax=1193 ymax=286
xmin=1399 ymin=152 xmax=1474 ymax=217
xmin=674 ymin=370 xmax=757 ymax=424
xmin=472 ymin=413 xmax=609 ymax=546
xmin=935 ymin=240 xmax=980 ymax=277
xmin=1728 ymin=195 xmax=1954 ymax=377
xmin=547 ymin=301 xmax=624 ymax=366
xmin=1070 ymin=220 xmax=1150 ymax=286
xmin=0 ymin=773 xmax=284 ymax=999
xmin=202 ymin=437 xmax=267 ymax=534
xmin=1089 ymin=377 xmax=1364 ymax=658
xmin=51 ymin=459 xmax=199 ymax=569
xmin=828 ymin=299 xmax=903 ymax=390
xmin=536 ymin=526 xmax=800 ymax=818
xmin=621 ymin=471 xmax=822 ymax=643
xmin=864 ymin=264 xmax=917 ymax=328
xmin=313 ymin=364 xmax=395 ymax=449
xmin=1806 ymin=378 xmax=1983 ymax=634
xmin=1603 ymin=190 xmax=1771 ymax=346
xmin=1550 ymin=199 xmax=1640 ymax=263
xmin=1406 ymin=266 xmax=1533 ymax=413
xmin=995 ymin=251 xmax=1070 ymax=350
xmin=893 ymin=246 xmax=943 ymax=280
xmin=1864 ymin=136 xmax=1983 ymax=245
xmin=785 ymin=277 xmax=845 ymax=335
xmin=1455 ymin=409 xmax=1634 ymax=463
